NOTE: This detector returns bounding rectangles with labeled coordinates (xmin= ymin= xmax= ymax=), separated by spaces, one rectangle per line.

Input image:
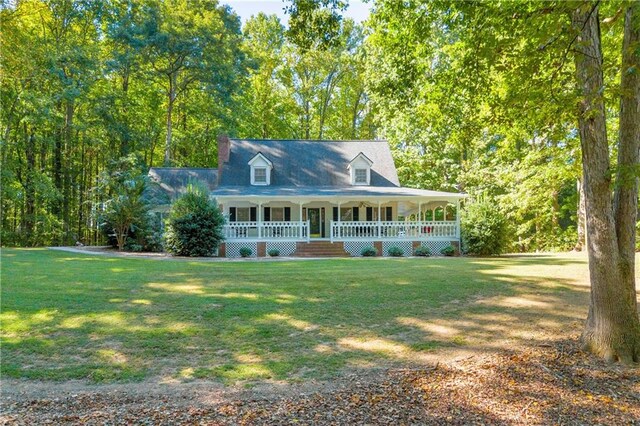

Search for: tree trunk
xmin=351 ymin=89 xmax=364 ymax=139
xmin=24 ymin=124 xmax=36 ymax=245
xmin=120 ymin=67 xmax=131 ymax=156
xmin=164 ymin=73 xmax=176 ymax=166
xmin=62 ymin=99 xmax=74 ymax=244
xmin=317 ymin=68 xmax=339 ymax=139
xmin=573 ymin=3 xmax=640 ymax=363
xmin=575 ymin=177 xmax=587 ymax=251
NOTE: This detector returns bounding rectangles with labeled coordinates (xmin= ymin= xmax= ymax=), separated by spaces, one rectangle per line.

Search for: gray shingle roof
xmin=148 ymin=168 xmax=218 ymax=202
xmin=218 ymin=139 xmax=400 ymax=188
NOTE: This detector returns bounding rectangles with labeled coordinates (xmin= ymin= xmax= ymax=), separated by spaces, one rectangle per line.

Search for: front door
xmin=308 ymin=208 xmax=322 ymax=237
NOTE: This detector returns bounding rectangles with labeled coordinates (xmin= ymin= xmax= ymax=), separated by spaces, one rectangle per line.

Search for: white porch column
xmin=418 ymin=202 xmax=422 ymax=222
xmin=337 ymin=201 xmax=342 ymax=241
xmin=299 ymin=202 xmax=303 ymax=239
xmin=377 ymin=201 xmax=382 ymax=238
xmin=257 ymin=202 xmax=262 ymax=238
xmin=456 ymin=200 xmax=461 ymax=240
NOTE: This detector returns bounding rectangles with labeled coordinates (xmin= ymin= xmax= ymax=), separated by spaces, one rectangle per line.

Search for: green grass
xmin=1 ymin=248 xmax=593 ymax=384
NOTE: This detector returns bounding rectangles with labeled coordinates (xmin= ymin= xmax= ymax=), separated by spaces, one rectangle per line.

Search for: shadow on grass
xmin=0 ymin=248 xmax=611 ymax=386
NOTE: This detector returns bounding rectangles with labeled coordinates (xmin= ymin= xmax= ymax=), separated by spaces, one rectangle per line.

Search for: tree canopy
xmin=1 ymin=0 xmax=637 ymax=260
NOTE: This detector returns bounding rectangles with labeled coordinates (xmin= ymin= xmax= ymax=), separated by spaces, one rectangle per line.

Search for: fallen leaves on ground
xmin=2 ymin=339 xmax=639 ymax=425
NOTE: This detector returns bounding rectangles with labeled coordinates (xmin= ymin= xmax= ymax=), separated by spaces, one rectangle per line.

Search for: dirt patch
xmin=2 ymin=339 xmax=638 ymax=425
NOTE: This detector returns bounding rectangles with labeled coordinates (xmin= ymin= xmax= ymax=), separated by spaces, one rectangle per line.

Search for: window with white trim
xmin=354 ymin=168 xmax=368 ymax=184
xmin=236 ymin=208 xmax=250 ymax=222
xmin=340 ymin=208 xmax=353 ymax=221
xmin=271 ymin=207 xmax=284 ymax=221
xmin=254 ymin=167 xmax=267 ymax=183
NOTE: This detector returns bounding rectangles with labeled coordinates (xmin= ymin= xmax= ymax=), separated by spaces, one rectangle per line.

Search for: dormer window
xmin=354 ymin=168 xmax=368 ymax=184
xmin=254 ymin=167 xmax=267 ymax=183
xmin=348 ymin=152 xmax=373 ymax=186
xmin=248 ymin=152 xmax=273 ymax=186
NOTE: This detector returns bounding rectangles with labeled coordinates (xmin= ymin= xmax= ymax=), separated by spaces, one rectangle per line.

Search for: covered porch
xmin=215 ymin=193 xmax=464 ymax=244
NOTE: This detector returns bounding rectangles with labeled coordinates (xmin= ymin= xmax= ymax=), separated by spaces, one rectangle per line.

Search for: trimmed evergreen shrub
xmin=388 ymin=246 xmax=404 ymax=257
xmin=239 ymin=247 xmax=253 ymax=257
xmin=268 ymin=248 xmax=280 ymax=257
xmin=414 ymin=246 xmax=431 ymax=257
xmin=361 ymin=246 xmax=377 ymax=257
xmin=461 ymin=199 xmax=507 ymax=256
xmin=164 ymin=185 xmax=225 ymax=257
xmin=440 ymin=245 xmax=455 ymax=256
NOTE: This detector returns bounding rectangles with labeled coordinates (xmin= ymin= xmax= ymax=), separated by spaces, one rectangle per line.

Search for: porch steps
xmin=294 ymin=241 xmax=350 ymax=257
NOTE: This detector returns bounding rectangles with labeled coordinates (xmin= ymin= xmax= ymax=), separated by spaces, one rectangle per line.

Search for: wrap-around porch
xmin=217 ymin=196 xmax=462 ymax=243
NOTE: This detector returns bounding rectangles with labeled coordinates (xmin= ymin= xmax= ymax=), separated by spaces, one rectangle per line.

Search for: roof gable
xmin=348 ymin=152 xmax=374 ymax=168
xmin=247 ymin=152 xmax=273 ymax=167
xmin=218 ymin=139 xmax=399 ymax=188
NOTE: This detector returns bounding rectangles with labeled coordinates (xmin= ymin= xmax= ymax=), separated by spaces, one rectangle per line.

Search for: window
xmin=271 ymin=207 xmax=284 ymax=221
xmin=254 ymin=167 xmax=267 ymax=183
xmin=236 ymin=207 xmax=250 ymax=222
xmin=355 ymin=168 xmax=367 ymax=184
xmin=348 ymin=153 xmax=372 ymax=185
xmin=340 ymin=208 xmax=353 ymax=221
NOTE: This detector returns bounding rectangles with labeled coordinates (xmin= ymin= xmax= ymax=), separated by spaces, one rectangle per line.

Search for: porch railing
xmin=261 ymin=221 xmax=308 ymax=240
xmin=223 ymin=220 xmax=457 ymax=242
xmin=330 ymin=221 xmax=458 ymax=242
xmin=223 ymin=221 xmax=310 ymax=241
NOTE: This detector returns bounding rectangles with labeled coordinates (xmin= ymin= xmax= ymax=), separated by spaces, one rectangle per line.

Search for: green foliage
xmin=268 ymin=248 xmax=280 ymax=257
xmin=164 ymin=186 xmax=225 ymax=257
xmin=413 ymin=246 xmax=431 ymax=257
xmin=440 ymin=245 xmax=455 ymax=257
xmin=1 ymin=1 xmax=374 ymax=248
xmin=239 ymin=247 xmax=253 ymax=258
xmin=2 ymin=0 xmax=630 ymax=256
xmin=97 ymin=157 xmax=162 ymax=252
xmin=461 ymin=199 xmax=508 ymax=256
xmin=365 ymin=1 xmax=629 ymax=253
xmin=361 ymin=246 xmax=377 ymax=257
xmin=284 ymin=0 xmax=347 ymax=50
xmin=387 ymin=246 xmax=403 ymax=257
xmin=100 ymin=178 xmax=150 ymax=251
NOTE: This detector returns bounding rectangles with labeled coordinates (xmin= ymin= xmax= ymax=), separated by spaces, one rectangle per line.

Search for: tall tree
xmin=143 ymin=0 xmax=245 ymax=165
xmin=367 ymin=0 xmax=639 ymax=361
xmin=241 ymin=13 xmax=295 ymax=139
xmin=572 ymin=1 xmax=640 ymax=362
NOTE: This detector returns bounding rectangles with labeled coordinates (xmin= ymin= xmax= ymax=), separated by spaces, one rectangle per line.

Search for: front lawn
xmin=1 ymin=249 xmax=594 ymax=384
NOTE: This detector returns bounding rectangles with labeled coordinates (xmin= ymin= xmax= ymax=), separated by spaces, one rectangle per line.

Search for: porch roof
xmin=211 ymin=185 xmax=467 ymax=201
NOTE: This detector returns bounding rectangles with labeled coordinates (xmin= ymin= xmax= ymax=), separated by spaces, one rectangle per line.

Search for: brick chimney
xmin=217 ymin=134 xmax=230 ymax=175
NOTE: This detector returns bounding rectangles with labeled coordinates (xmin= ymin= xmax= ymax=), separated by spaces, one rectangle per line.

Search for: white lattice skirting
xmin=226 ymin=242 xmax=258 ymax=258
xmin=266 ymin=241 xmax=298 ymax=257
xmin=344 ymin=241 xmax=377 ymax=257
xmin=382 ymin=241 xmax=414 ymax=257
xmin=421 ymin=240 xmax=453 ymax=256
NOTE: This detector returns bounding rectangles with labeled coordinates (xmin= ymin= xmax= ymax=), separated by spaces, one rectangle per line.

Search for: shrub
xmin=387 ymin=246 xmax=404 ymax=257
xmin=414 ymin=246 xmax=431 ymax=257
xmin=100 ymin=178 xmax=149 ymax=251
xmin=268 ymin=248 xmax=280 ymax=257
xmin=239 ymin=247 xmax=253 ymax=257
xmin=461 ymin=199 xmax=508 ymax=256
xmin=440 ymin=245 xmax=455 ymax=256
xmin=164 ymin=184 xmax=225 ymax=257
xmin=361 ymin=246 xmax=377 ymax=257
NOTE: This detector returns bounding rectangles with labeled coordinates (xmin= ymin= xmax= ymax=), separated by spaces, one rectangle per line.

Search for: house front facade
xmin=150 ymin=136 xmax=466 ymax=257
